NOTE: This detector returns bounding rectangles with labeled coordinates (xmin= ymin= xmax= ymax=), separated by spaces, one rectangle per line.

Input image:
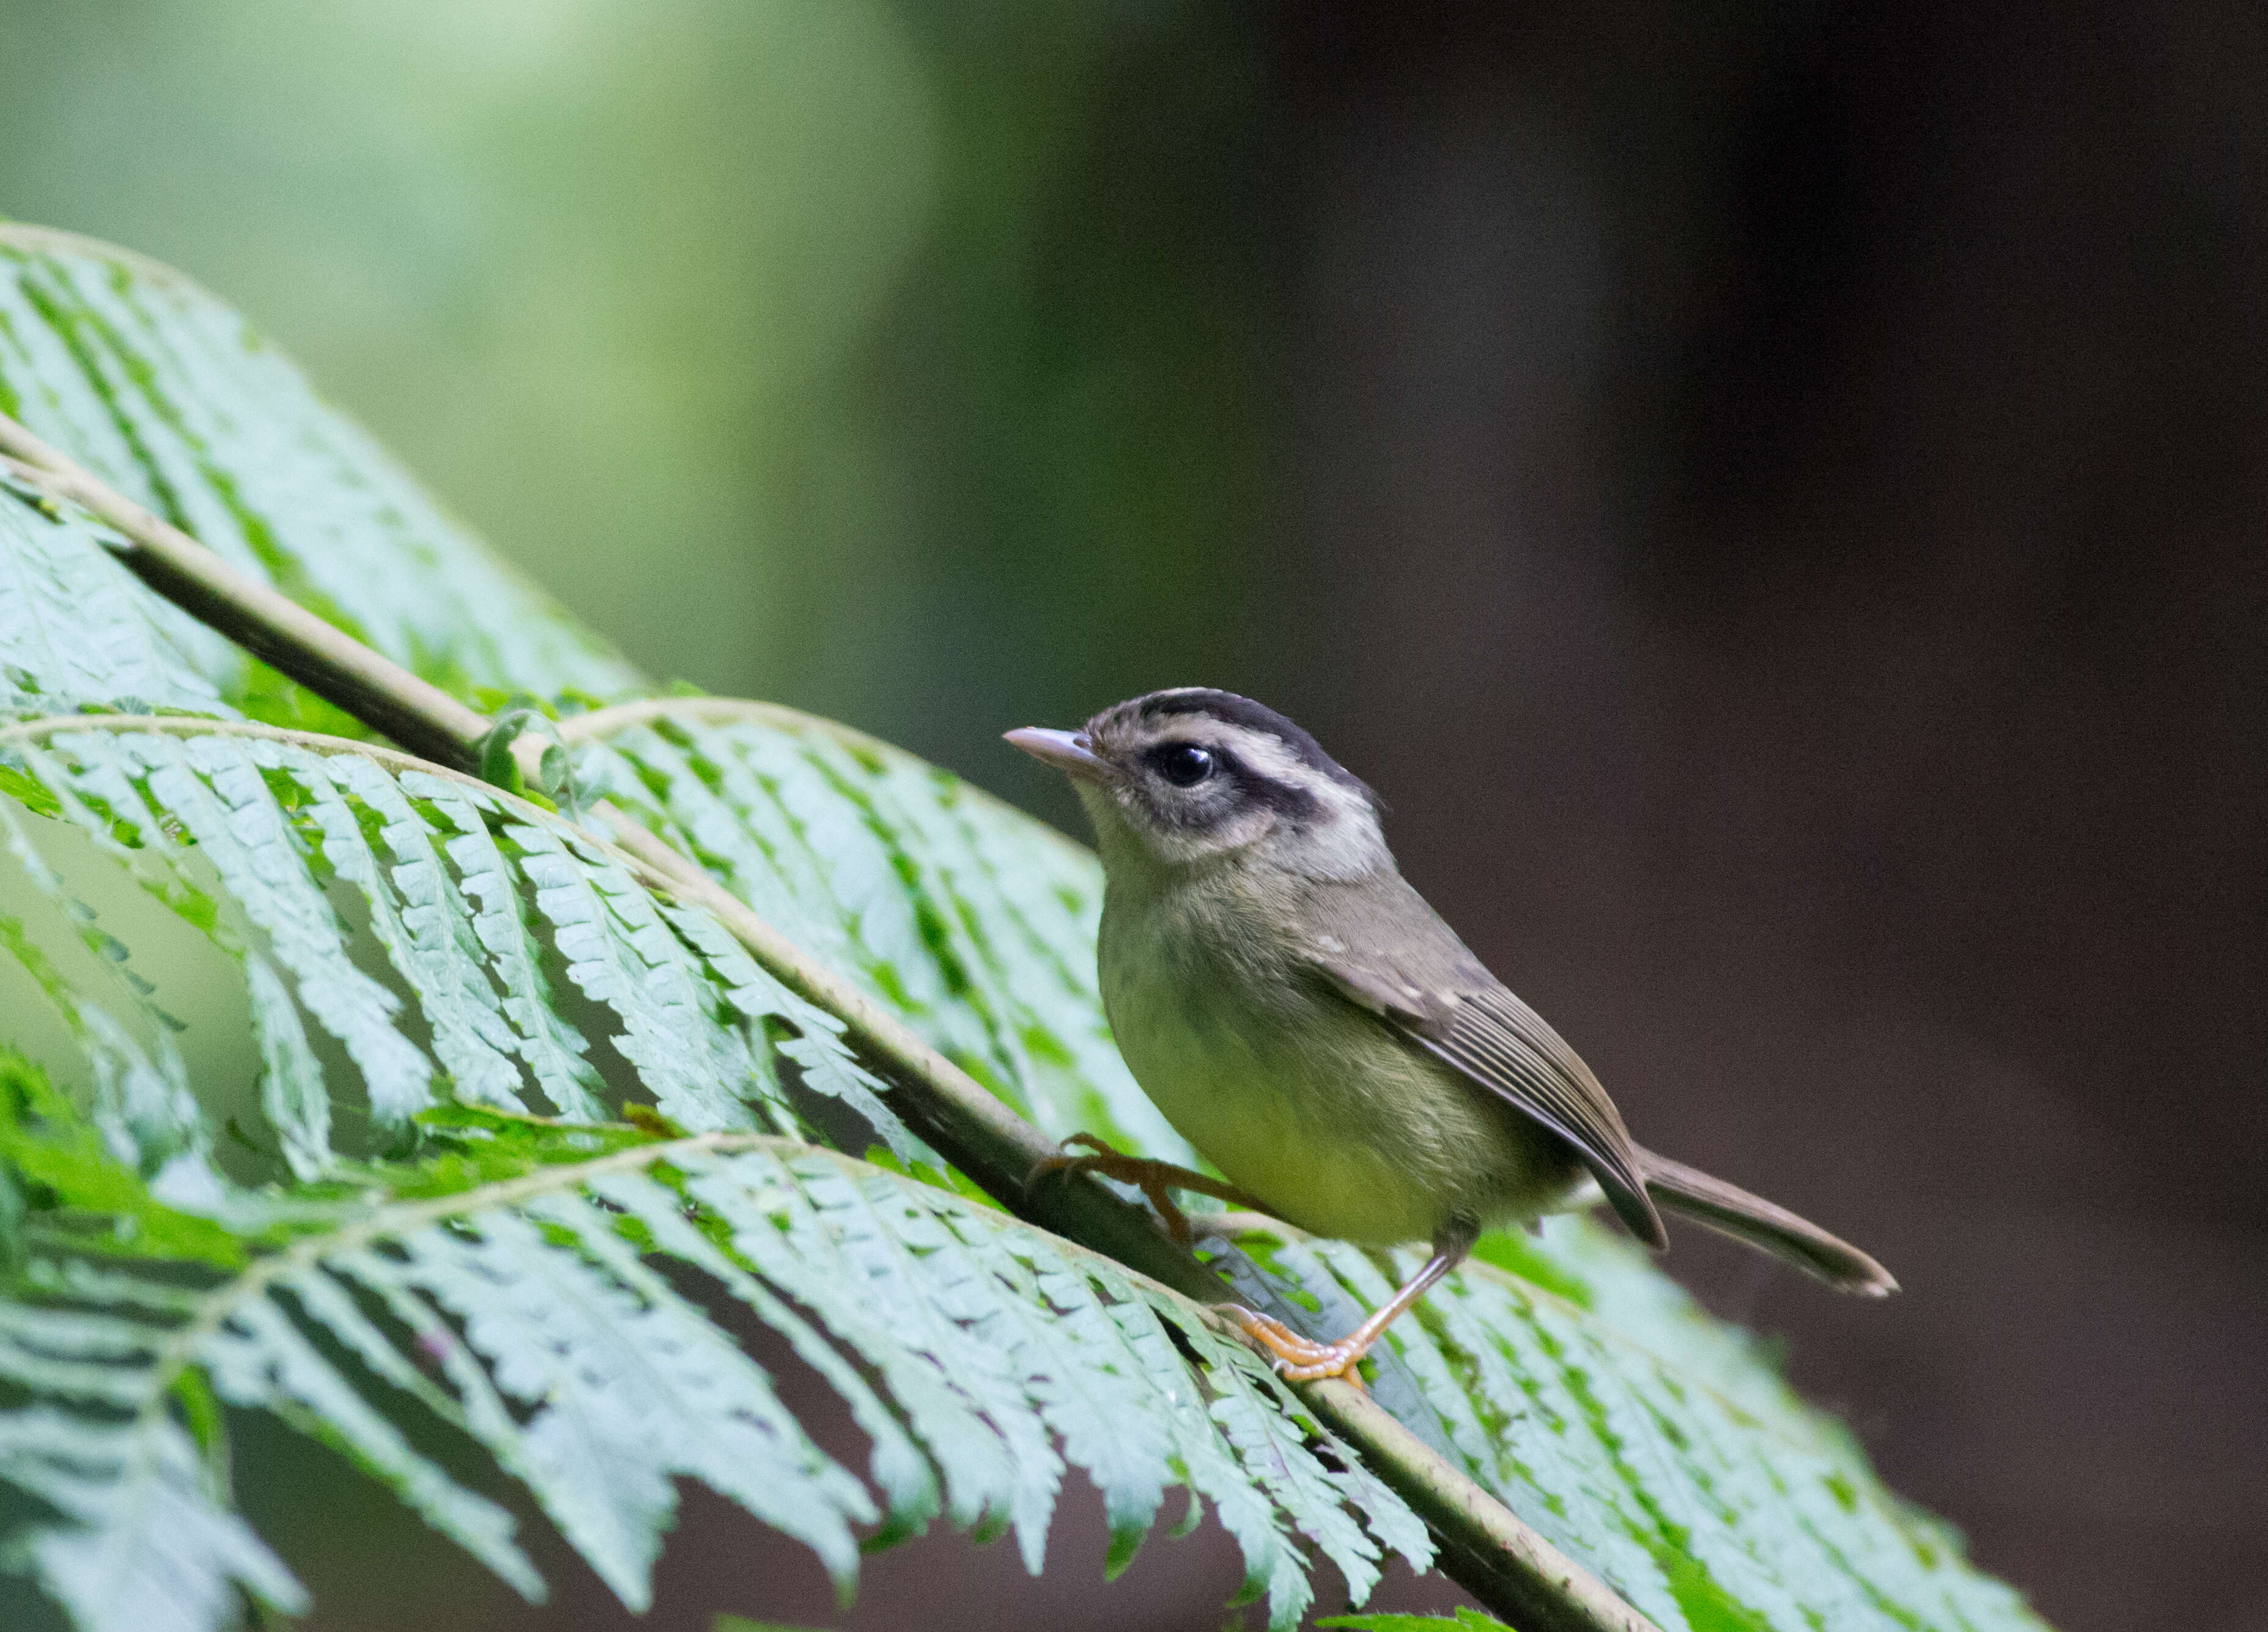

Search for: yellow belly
xmin=1101 ymin=942 xmax=1579 ymax=1246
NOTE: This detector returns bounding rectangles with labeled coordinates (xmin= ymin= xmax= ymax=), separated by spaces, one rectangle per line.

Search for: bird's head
xmin=1007 ymin=689 xmax=1387 ymax=881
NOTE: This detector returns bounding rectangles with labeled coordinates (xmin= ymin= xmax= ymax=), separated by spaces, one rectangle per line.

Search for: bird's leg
xmin=1026 ymin=1132 xmax=1273 ymax=1249
xmin=1220 ymin=1218 xmax=1479 ymax=1383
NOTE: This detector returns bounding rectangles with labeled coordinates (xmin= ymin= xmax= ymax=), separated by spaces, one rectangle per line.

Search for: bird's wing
xmin=1309 ymin=949 xmax=1668 ymax=1249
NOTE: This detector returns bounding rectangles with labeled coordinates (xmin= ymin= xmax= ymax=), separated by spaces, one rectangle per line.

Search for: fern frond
xmin=0 ymin=718 xmax=914 ymax=1174
xmin=0 ymin=1082 xmax=1423 ymax=1632
xmin=0 ymin=468 xmax=227 ymax=719
xmin=1231 ymin=1224 xmax=2049 ymax=1632
xmin=563 ymin=700 xmax=1195 ymax=1164
xmin=0 ymin=226 xmax=638 ymax=706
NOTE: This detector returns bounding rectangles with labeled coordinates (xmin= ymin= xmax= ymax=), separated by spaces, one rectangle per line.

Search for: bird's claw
xmin=1216 ymin=1304 xmax=1372 ymax=1386
xmin=1027 ymin=1133 xmax=1196 ymax=1247
xmin=1025 ymin=1131 xmax=1120 ymax=1183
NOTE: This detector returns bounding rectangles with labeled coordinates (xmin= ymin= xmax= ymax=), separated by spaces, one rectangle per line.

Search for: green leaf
xmin=0 ymin=1096 xmax=1417 ymax=1632
xmin=0 ymin=1050 xmax=240 ymax=1266
xmin=0 ymin=722 xmax=909 ymax=1176
xmin=0 ymin=226 xmax=640 ymax=711
xmin=0 ymin=1406 xmax=305 ymax=1632
xmin=1320 ymin=1610 xmax=1515 ymax=1632
xmin=0 ymin=469 xmax=227 ymax=718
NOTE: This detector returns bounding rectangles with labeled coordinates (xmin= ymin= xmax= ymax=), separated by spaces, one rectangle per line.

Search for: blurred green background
xmin=4 ymin=3 xmax=2264 ymax=1630
xmin=0 ymin=0 xmax=1273 ymax=780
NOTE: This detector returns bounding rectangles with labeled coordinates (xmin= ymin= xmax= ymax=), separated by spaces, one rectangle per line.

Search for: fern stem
xmin=0 ymin=421 xmax=492 ymax=770
xmin=0 ymin=413 xmax=1664 ymax=1632
xmin=1308 ymin=1384 xmax=1664 ymax=1632
xmin=139 ymin=1133 xmax=755 ymax=1412
xmin=557 ymin=695 xmax=1093 ymax=857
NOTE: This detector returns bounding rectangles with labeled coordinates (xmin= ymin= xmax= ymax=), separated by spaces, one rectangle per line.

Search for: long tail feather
xmin=1636 ymin=1146 xmax=1899 ymax=1296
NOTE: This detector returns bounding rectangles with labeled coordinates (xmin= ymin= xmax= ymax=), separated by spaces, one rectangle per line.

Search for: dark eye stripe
xmin=1213 ymin=748 xmax=1324 ymax=821
xmin=1128 ymin=740 xmax=1326 ymax=832
xmin=1131 ymin=689 xmax=1376 ymax=805
xmin=1234 ymin=770 xmax=1324 ymax=820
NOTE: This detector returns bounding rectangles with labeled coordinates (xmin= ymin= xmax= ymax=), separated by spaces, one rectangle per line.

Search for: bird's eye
xmin=1153 ymin=744 xmax=1216 ymax=787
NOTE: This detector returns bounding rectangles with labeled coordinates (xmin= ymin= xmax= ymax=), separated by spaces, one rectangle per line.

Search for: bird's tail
xmin=1635 ymin=1146 xmax=1899 ymax=1297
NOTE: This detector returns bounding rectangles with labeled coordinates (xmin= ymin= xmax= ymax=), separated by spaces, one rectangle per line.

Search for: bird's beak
xmin=1003 ymin=726 xmax=1112 ymax=783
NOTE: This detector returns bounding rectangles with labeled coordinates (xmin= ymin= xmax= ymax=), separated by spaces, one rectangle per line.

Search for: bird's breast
xmin=1097 ymin=887 xmax=1579 ymax=1246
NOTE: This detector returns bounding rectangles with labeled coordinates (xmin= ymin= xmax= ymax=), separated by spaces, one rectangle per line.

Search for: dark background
xmin=3 ymin=3 xmax=2262 ymax=1629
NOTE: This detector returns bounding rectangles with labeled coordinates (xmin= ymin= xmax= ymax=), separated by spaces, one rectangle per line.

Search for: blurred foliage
xmin=0 ymin=0 xmax=1275 ymax=762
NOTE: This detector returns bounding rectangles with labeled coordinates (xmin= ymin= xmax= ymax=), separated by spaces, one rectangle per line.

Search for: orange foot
xmin=1027 ymin=1133 xmax=1268 ymax=1249
xmin=1220 ymin=1232 xmax=1470 ymax=1386
xmin=1216 ymin=1305 xmax=1373 ymax=1386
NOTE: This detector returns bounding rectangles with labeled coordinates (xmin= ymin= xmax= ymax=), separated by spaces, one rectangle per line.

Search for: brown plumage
xmin=1009 ymin=689 xmax=1894 ymax=1381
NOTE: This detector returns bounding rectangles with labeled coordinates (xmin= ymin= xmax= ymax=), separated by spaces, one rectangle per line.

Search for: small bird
xmin=1008 ymin=689 xmax=1894 ymax=1382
